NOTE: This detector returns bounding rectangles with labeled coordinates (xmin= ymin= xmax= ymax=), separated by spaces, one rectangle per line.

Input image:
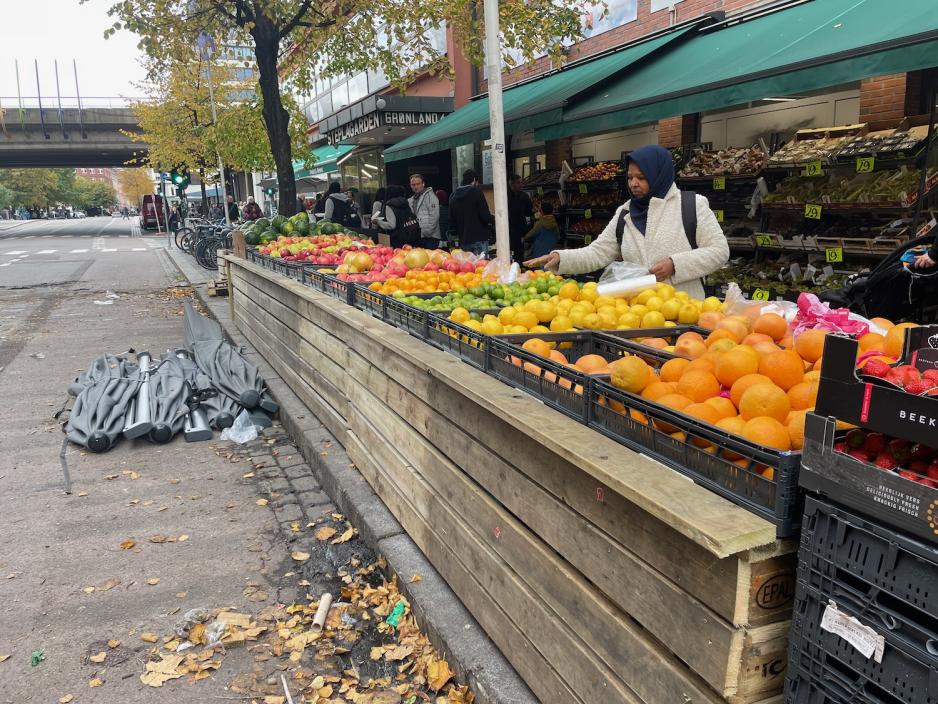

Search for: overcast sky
xmin=0 ymin=0 xmax=147 ymax=101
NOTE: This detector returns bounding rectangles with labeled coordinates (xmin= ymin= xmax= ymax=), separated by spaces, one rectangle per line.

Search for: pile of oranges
xmin=367 ymin=269 xmax=487 ymax=295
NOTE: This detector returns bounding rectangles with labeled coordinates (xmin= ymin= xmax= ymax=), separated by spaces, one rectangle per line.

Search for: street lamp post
xmin=483 ymin=0 xmax=510 ymax=266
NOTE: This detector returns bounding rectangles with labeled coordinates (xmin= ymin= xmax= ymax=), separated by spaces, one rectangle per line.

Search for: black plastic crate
xmin=798 ymin=496 xmax=938 ymax=658
xmin=800 ymin=413 xmax=938 ymax=546
xmin=789 ymin=578 xmax=938 ymax=704
xmin=353 ymin=285 xmax=388 ymax=319
xmin=384 ymin=297 xmax=430 ymax=340
xmin=589 ymin=377 xmax=803 ymax=537
xmin=601 ymin=325 xmax=710 ymax=359
xmin=785 ymin=656 xmax=911 ymax=704
xmin=486 ymin=331 xmax=665 ymax=422
xmin=425 ymin=316 xmax=488 ymax=369
xmin=320 ymin=273 xmax=355 ymax=305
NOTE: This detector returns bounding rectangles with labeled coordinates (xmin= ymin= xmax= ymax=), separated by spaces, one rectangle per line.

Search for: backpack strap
xmin=615 ymin=208 xmax=628 ymax=246
xmin=681 ymin=190 xmax=698 ymax=250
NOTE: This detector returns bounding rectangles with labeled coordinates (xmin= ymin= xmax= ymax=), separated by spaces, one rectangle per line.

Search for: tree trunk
xmin=251 ymin=17 xmax=296 ymax=217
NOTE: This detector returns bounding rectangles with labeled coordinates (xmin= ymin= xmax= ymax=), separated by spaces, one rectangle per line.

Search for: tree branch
xmin=278 ymin=0 xmax=316 ymax=38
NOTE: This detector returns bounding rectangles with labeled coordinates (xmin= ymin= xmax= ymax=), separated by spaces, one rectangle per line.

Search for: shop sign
xmin=327 ymin=111 xmax=447 ymax=144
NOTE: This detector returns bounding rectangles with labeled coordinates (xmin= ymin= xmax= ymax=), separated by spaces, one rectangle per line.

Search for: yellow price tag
xmin=825 ymin=246 xmax=843 ymax=263
xmin=856 ymin=156 xmax=875 ymax=173
xmin=804 ymin=203 xmax=823 ymax=220
xmin=805 ymin=161 xmax=824 ymax=177
xmin=714 ymin=209 xmax=724 ymax=223
xmin=583 ymin=235 xmax=592 ymax=244
xmin=584 ymin=208 xmax=592 ymax=219
xmin=755 ymin=233 xmax=775 ymax=247
xmin=578 ymin=183 xmax=588 ymax=195
xmin=752 ymin=288 xmax=771 ymax=301
xmin=536 ymin=186 xmax=544 ymax=196
xmin=713 ymin=176 xmax=726 ymax=190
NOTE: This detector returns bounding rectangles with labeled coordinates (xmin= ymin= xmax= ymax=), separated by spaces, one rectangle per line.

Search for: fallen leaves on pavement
xmin=119 ymin=539 xmax=136 ymax=550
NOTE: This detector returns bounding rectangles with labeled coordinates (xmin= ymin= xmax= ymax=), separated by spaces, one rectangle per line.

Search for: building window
xmin=650 ymin=0 xmax=684 ymax=11
xmin=347 ymin=73 xmax=368 ymax=104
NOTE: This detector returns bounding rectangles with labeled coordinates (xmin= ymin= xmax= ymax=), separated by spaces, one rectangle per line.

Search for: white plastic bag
xmin=596 ymin=262 xmax=657 ymax=298
xmin=722 ymin=282 xmax=798 ymax=321
xmin=220 ymin=409 xmax=260 ymax=444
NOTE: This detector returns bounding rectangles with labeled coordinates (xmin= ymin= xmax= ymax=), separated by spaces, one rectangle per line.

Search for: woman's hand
xmin=915 ymin=252 xmax=937 ymax=269
xmin=649 ymin=257 xmax=675 ymax=281
xmin=524 ymin=251 xmax=560 ymax=271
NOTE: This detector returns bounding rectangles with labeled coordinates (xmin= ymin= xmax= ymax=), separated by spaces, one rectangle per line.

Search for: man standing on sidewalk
xmin=449 ymin=170 xmax=494 ymax=257
xmin=408 ymin=174 xmax=441 ymax=249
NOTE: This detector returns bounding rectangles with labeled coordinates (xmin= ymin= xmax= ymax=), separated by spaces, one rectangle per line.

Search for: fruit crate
xmin=788 ymin=577 xmax=938 ymax=704
xmin=589 ymin=377 xmax=803 ymax=537
xmin=425 ymin=316 xmax=488 ymax=370
xmin=407 ymin=293 xmax=500 ymax=319
xmin=319 ymin=273 xmax=356 ymax=306
xmin=796 ymin=495 xmax=938 ymax=663
xmin=784 ymin=649 xmax=925 ymax=704
xmin=601 ymin=325 xmax=710 ymax=358
xmin=383 ymin=297 xmax=430 ymax=341
xmin=353 ymin=285 xmax=388 ymax=320
xmin=486 ymin=331 xmax=659 ymax=422
xmin=800 ymin=413 xmax=938 ymax=545
xmin=814 ymin=329 xmax=938 ymax=448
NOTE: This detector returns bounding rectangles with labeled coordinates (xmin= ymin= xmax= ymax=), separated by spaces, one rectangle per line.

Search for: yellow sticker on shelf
xmin=755 ymin=233 xmax=774 ymax=247
xmin=856 ymin=156 xmax=875 ymax=173
xmin=536 ymin=186 xmax=544 ymax=195
xmin=804 ymin=203 xmax=823 ymax=220
xmin=825 ymin=246 xmax=844 ymax=263
xmin=578 ymin=183 xmax=588 ymax=194
xmin=713 ymin=176 xmax=726 ymax=190
xmin=752 ymin=288 xmax=771 ymax=301
xmin=805 ymin=161 xmax=824 ymax=177
xmin=583 ymin=235 xmax=592 ymax=244
xmin=714 ymin=209 xmax=724 ymax=222
xmin=584 ymin=208 xmax=592 ymax=219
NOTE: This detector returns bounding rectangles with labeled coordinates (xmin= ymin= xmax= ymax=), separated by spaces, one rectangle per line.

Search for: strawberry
xmin=898 ymin=470 xmax=921 ymax=481
xmin=919 ymin=478 xmax=938 ymax=489
xmin=923 ymin=369 xmax=938 ymax=383
xmin=928 ymin=462 xmax=938 ymax=481
xmin=848 ymin=448 xmax=870 ymax=463
xmin=905 ymin=379 xmax=936 ymax=395
xmin=863 ymin=433 xmax=886 ymax=455
xmin=910 ymin=443 xmax=935 ymax=462
xmin=889 ymin=439 xmax=912 ymax=465
xmin=846 ymin=429 xmax=867 ymax=449
xmin=861 ymin=359 xmax=891 ymax=378
xmin=909 ymin=460 xmax=929 ymax=474
xmin=875 ymin=453 xmax=899 ymax=470
xmin=833 ymin=441 xmax=849 ymax=454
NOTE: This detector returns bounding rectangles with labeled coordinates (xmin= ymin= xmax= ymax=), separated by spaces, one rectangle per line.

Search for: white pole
xmin=483 ymin=0 xmax=510 ymax=264
xmin=205 ymin=57 xmax=231 ymax=225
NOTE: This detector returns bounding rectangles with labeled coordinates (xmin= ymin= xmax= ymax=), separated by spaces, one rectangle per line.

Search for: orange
xmin=642 ymin=381 xmax=677 ymax=401
xmin=884 ymin=322 xmax=918 ymax=359
xmin=642 ymin=338 xmax=669 ymax=349
xmin=521 ymin=338 xmax=551 ymax=358
xmin=675 ymin=339 xmax=707 ymax=359
xmin=803 ymin=370 xmax=821 ymax=383
xmin=654 ymin=393 xmax=694 ymax=433
xmin=705 ymin=396 xmax=738 ymax=419
xmin=676 ymin=369 xmax=721 ymax=403
xmin=759 ymin=350 xmax=805 ymax=391
xmin=730 ymin=373 xmax=775 ymax=408
xmin=742 ymin=416 xmax=791 ymax=451
xmin=684 ymin=403 xmax=722 ymax=447
xmin=761 ymin=466 xmax=776 ymax=481
xmin=660 ymin=357 xmax=691 ymax=382
xmin=676 ymin=331 xmax=705 ymax=346
xmin=742 ymin=333 xmax=774 ymax=347
xmin=609 ymin=356 xmax=652 ymax=394
xmin=548 ymin=350 xmax=569 ymax=365
xmin=685 ymin=357 xmax=716 ymax=375
xmin=794 ymin=329 xmax=827 ymax=363
xmin=575 ymin=354 xmax=610 ymax=373
xmin=714 ymin=346 xmax=761 ymax=387
xmin=858 ymin=332 xmax=885 ymax=353
xmin=779 ymin=333 xmax=794 ymax=350
xmin=716 ymin=415 xmax=747 ymax=459
xmin=869 ymin=317 xmax=895 ymax=331
xmin=708 ymin=338 xmax=738 ymax=354
xmin=739 ymin=383 xmax=791 ymax=422
xmin=753 ymin=313 xmax=788 ymax=342
xmin=787 ymin=381 xmax=819 ymax=411
xmin=716 ymin=319 xmax=749 ymax=343
xmin=705 ymin=328 xmax=738 ymax=348
xmin=698 ymin=311 xmax=725 ymax=330
xmin=787 ymin=409 xmax=808 ymax=450
xmin=752 ymin=340 xmax=781 ymax=357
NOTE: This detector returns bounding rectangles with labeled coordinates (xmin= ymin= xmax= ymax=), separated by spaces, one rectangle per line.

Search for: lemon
xmin=558 ymin=281 xmax=580 ymax=300
xmin=594 ymin=295 xmax=616 ymax=310
xmin=636 ymin=289 xmax=655 ymax=305
xmin=645 ymin=296 xmax=663 ymax=311
xmin=481 ymin=318 xmax=504 ymax=336
xmin=508 ymin=325 xmax=528 ymax=334
xmin=701 ymin=296 xmax=723 ymax=312
xmin=530 ymin=325 xmax=551 ymax=334
xmin=450 ymin=307 xmax=470 ymax=323
xmin=549 ymin=315 xmax=573 ymax=332
xmin=465 ymin=319 xmax=483 ymax=332
xmin=642 ymin=311 xmax=666 ymax=327
xmin=498 ymin=307 xmax=518 ymax=325
xmin=630 ymin=304 xmax=649 ymax=318
xmin=660 ymin=299 xmax=682 ymax=321
xmin=615 ymin=299 xmax=630 ymax=312
xmin=663 ymin=321 xmax=676 ymax=328
xmin=578 ymin=287 xmax=598 ymax=304
xmin=557 ymin=299 xmax=575 ymax=313
xmin=657 ymin=284 xmax=675 ymax=300
xmin=583 ymin=281 xmax=598 ymax=289
xmin=569 ymin=311 xmax=587 ymax=328
xmin=678 ymin=304 xmax=700 ymax=324
xmin=514 ymin=311 xmax=538 ymax=329
xmin=675 ymin=291 xmax=690 ymax=301
xmin=583 ymin=313 xmax=602 ymax=329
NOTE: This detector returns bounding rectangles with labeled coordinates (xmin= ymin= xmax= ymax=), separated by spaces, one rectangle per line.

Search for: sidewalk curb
xmin=166 ymin=247 xmax=536 ymax=704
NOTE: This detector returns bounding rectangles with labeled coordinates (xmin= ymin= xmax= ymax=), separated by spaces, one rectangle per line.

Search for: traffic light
xmin=170 ymin=168 xmax=190 ymax=190
xmin=264 ymin=186 xmax=276 ymax=196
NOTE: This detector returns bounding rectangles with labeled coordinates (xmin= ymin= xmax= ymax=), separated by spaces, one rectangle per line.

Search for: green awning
xmin=295 ymin=144 xmax=355 ymax=178
xmin=383 ymin=24 xmax=699 ymax=163
xmin=537 ymin=0 xmax=938 ymax=142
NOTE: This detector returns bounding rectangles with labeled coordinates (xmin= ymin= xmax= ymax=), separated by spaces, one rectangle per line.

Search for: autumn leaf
xmin=0 ymin=655 xmax=10 ymax=663
xmin=409 ymin=575 xmax=423 ymax=583
xmin=140 ymin=633 xmax=159 ymax=643
xmin=369 ymin=646 xmax=384 ymax=661
xmin=119 ymin=539 xmax=136 ymax=550
xmin=89 ymin=651 xmax=107 ymax=663
xmin=291 ymin=551 xmax=310 ymax=562
xmin=98 ymin=577 xmax=121 ymax=591
xmin=89 ymin=677 xmax=104 ymax=688
xmin=178 ymin=535 xmax=189 ymax=542
xmin=384 ymin=645 xmax=413 ymax=661
xmin=82 ymin=586 xmax=95 ymax=594
xmin=58 ymin=695 xmax=73 ymax=703
xmin=314 ymin=526 xmax=336 ymax=541
xmin=107 ymin=639 xmax=121 ymax=648
xmin=256 ymin=499 xmax=269 ymax=506
xmin=175 ymin=592 xmax=188 ymax=599
xmin=146 ymin=577 xmax=160 ymax=586
xmin=332 ymin=527 xmax=356 ymax=544
xmin=427 ymin=658 xmax=454 ymax=692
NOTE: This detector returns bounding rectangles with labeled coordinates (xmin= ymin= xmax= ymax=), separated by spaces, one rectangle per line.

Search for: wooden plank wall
xmin=227 ymin=258 xmax=797 ymax=704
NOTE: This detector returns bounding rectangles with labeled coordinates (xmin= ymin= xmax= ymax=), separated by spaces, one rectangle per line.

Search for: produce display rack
xmin=424 ymin=316 xmax=488 ymax=369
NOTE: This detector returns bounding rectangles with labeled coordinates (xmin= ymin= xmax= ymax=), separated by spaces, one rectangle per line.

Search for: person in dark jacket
xmin=435 ymin=189 xmax=450 ymax=242
xmin=373 ymin=185 xmax=419 ymax=247
xmin=226 ymin=195 xmax=239 ymax=222
xmin=507 ymin=174 xmax=534 ymax=263
xmin=523 ymin=201 xmax=560 ymax=259
xmin=449 ymin=169 xmax=494 ymax=256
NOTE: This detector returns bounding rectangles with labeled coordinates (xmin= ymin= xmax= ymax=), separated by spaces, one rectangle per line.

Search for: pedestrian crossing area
xmin=0 ymin=238 xmax=164 ymax=267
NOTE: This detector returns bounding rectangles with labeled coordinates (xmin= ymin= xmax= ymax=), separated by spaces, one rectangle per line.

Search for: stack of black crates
xmin=787 ymin=327 xmax=938 ymax=703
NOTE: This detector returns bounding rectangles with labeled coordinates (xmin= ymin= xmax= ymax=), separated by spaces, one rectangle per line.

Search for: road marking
xmin=2 ymin=250 xmax=27 ymax=255
xmin=70 ymin=249 xmax=89 ymax=253
xmin=101 ymin=248 xmax=118 ymax=252
xmin=131 ymin=247 xmax=146 ymax=251
xmin=23 ymin=235 xmax=35 ymax=239
xmin=36 ymin=249 xmax=57 ymax=254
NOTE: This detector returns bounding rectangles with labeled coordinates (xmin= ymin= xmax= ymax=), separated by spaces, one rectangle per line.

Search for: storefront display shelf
xmin=589 ymin=377 xmax=802 ymax=538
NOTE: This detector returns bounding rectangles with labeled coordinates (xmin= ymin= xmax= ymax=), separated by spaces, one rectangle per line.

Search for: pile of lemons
xmin=447 ymin=281 xmax=724 ymax=335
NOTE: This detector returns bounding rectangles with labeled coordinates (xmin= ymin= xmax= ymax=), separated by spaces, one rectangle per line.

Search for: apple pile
xmin=835 ymin=428 xmax=938 ymax=487
xmin=258 ymin=235 xmax=375 ymax=265
xmin=334 ymin=247 xmax=485 ymax=283
xmin=860 ymin=361 xmax=938 ymax=396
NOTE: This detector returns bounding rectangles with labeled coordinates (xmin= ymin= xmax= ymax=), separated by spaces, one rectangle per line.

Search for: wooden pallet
xmin=207 ymin=278 xmax=229 ymax=297
xmin=226 ymin=255 xmax=798 ymax=704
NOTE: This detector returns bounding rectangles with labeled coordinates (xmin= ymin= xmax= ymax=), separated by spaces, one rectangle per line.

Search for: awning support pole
xmin=483 ymin=0 xmax=510 ymax=265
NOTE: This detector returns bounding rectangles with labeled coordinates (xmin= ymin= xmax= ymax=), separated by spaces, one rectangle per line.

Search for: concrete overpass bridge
xmin=0 ymin=97 xmax=148 ymax=167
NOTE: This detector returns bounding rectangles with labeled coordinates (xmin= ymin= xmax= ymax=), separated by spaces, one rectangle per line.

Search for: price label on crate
xmin=578 ymin=183 xmax=588 ymax=194
xmin=713 ymin=176 xmax=726 ymax=190
xmin=752 ymin=288 xmax=771 ymax=301
xmin=805 ymin=160 xmax=824 ymax=177
xmin=584 ymin=208 xmax=592 ymax=219
xmin=856 ymin=156 xmax=875 ymax=173
xmin=536 ymin=186 xmax=544 ymax=196
xmin=825 ymin=246 xmax=844 ymax=263
xmin=804 ymin=203 xmax=823 ymax=220
xmin=714 ymin=209 xmax=724 ymax=222
xmin=755 ymin=233 xmax=774 ymax=247
xmin=583 ymin=235 xmax=592 ymax=244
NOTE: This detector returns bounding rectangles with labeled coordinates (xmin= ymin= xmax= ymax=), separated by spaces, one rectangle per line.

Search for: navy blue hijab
xmin=626 ymin=145 xmax=675 ymax=235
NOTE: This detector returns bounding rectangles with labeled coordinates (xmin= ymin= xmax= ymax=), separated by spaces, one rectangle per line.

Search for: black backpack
xmin=327 ymin=196 xmax=361 ymax=228
xmin=616 ymin=190 xmax=698 ymax=249
xmin=383 ymin=201 xmax=422 ymax=246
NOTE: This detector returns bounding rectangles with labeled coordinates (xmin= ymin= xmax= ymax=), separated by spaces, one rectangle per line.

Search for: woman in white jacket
xmin=525 ymin=144 xmax=728 ymax=299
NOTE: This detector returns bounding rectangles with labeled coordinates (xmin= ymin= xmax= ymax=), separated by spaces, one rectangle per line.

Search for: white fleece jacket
xmin=556 ymin=184 xmax=729 ymax=299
